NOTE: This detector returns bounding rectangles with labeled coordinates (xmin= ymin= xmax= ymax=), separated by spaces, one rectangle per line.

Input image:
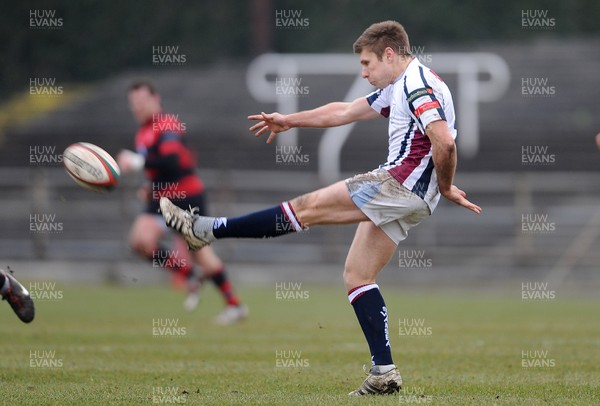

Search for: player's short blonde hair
xmin=353 ymin=21 xmax=411 ymax=60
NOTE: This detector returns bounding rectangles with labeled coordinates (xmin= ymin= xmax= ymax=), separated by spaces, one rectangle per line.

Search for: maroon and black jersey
xmin=135 ymin=112 xmax=204 ymax=199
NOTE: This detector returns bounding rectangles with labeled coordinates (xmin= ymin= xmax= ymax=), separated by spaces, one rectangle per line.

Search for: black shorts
xmin=146 ymin=193 xmax=208 ymax=216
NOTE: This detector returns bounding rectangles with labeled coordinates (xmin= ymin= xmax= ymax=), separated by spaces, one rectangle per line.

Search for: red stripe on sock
xmin=347 ymin=284 xmax=371 ymax=296
xmin=280 ymin=202 xmax=303 ymax=231
xmin=347 ymin=283 xmax=379 ymax=305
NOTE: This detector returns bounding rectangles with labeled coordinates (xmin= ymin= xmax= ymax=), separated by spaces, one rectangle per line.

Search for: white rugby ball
xmin=63 ymin=142 xmax=120 ymax=192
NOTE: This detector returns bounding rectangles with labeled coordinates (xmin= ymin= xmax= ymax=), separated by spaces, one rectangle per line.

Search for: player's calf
xmin=160 ymin=197 xmax=305 ymax=249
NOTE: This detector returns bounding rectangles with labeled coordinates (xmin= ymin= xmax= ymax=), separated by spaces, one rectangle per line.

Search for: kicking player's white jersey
xmin=366 ymin=57 xmax=456 ymax=213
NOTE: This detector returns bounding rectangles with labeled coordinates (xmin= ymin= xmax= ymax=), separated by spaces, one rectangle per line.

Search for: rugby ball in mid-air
xmin=63 ymin=142 xmax=120 ymax=192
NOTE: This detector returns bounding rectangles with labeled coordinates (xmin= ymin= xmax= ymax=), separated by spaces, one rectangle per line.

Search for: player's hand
xmin=117 ymin=149 xmax=144 ymax=174
xmin=441 ymin=185 xmax=482 ymax=214
xmin=248 ymin=112 xmax=290 ymax=144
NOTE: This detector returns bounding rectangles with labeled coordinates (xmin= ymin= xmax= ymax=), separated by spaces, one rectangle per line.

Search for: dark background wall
xmin=2 ymin=0 xmax=599 ymax=99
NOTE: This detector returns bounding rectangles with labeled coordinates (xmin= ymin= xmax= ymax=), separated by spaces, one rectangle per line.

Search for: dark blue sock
xmin=348 ymin=284 xmax=393 ymax=366
xmin=212 ymin=202 xmax=302 ymax=239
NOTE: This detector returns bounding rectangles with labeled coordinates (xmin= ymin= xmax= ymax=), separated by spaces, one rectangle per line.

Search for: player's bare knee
xmin=343 ymin=265 xmax=363 ymax=290
xmin=129 ymin=235 xmax=154 ymax=258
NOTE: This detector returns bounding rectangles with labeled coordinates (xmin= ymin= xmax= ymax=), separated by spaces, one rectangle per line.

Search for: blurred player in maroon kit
xmin=117 ymin=80 xmax=247 ymax=324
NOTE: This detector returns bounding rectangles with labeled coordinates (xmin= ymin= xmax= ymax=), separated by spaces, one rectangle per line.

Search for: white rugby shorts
xmin=345 ymin=168 xmax=431 ymax=244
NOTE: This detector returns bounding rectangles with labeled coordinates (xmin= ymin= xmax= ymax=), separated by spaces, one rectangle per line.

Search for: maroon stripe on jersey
xmin=387 ymin=130 xmax=431 ymax=184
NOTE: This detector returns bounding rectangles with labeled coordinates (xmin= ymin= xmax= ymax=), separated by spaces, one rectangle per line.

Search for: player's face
xmin=128 ymin=87 xmax=161 ymax=124
xmin=359 ymin=49 xmax=395 ymax=89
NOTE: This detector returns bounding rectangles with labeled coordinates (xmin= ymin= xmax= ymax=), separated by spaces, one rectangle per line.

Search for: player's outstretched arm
xmin=248 ymin=97 xmax=379 ymax=144
xmin=426 ymin=120 xmax=482 ymax=215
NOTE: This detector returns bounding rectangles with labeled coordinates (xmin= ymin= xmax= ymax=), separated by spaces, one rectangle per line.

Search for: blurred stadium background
xmin=1 ymin=0 xmax=599 ymax=293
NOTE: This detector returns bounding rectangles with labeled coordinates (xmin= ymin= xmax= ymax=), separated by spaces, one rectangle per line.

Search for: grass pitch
xmin=0 ymin=282 xmax=598 ymax=405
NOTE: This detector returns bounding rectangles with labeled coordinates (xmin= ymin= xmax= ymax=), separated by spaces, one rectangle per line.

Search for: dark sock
xmin=151 ymin=245 xmax=193 ymax=279
xmin=210 ymin=270 xmax=240 ymax=306
xmin=212 ymin=202 xmax=303 ymax=239
xmin=349 ymin=284 xmax=394 ymax=366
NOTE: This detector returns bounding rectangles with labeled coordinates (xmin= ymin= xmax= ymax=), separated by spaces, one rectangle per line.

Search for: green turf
xmin=0 ymin=283 xmax=598 ymax=405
